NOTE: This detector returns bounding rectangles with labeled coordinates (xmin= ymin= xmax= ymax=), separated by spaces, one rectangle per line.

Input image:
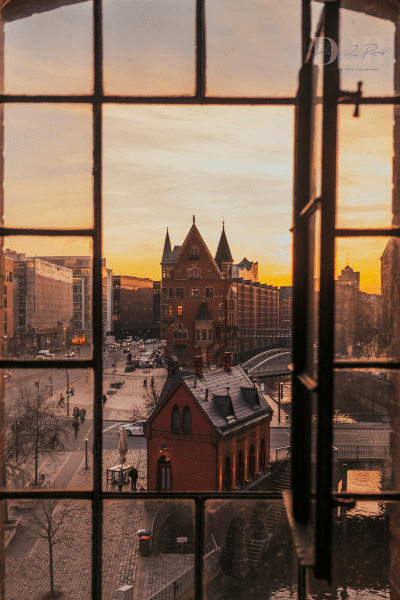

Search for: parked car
xmin=124 ymin=364 xmax=135 ymax=372
xmin=118 ymin=421 xmax=145 ymax=436
xmin=123 ymin=347 xmax=129 ymax=353
xmin=66 ymin=351 xmax=75 ymax=357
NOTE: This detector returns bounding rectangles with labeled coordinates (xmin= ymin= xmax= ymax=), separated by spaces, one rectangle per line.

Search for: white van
xmin=37 ymin=350 xmax=55 ymax=360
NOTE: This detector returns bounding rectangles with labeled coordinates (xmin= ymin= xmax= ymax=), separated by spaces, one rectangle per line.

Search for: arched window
xmin=260 ymin=439 xmax=266 ymax=472
xmin=236 ymin=450 xmax=244 ymax=488
xmin=249 ymin=445 xmax=256 ymax=479
xmin=157 ymin=456 xmax=171 ymax=491
xmin=172 ymin=405 xmax=180 ymax=433
xmin=183 ymin=406 xmax=192 ymax=434
xmin=223 ymin=456 xmax=231 ymax=491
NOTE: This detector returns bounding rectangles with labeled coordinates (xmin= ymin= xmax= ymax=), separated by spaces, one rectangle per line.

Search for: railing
xmin=147 ymin=537 xmax=219 ymax=600
xmin=270 ymin=446 xmax=291 ymax=463
xmin=334 ymin=445 xmax=390 ymax=459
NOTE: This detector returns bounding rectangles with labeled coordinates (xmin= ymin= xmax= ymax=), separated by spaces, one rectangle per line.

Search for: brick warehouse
xmin=161 ymin=218 xmax=286 ymax=366
xmin=145 ymin=355 xmax=273 ymax=492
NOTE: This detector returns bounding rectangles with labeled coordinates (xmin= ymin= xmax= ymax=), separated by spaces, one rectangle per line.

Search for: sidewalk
xmin=5 ymin=357 xmax=190 ymax=600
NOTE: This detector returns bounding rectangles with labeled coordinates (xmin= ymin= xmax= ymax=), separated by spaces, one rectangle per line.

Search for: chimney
xmin=223 ymin=352 xmax=232 ymax=372
xmin=194 ymin=355 xmax=203 ymax=378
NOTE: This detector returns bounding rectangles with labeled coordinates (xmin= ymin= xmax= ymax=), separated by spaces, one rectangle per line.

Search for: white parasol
xmin=117 ymin=428 xmax=129 ymax=464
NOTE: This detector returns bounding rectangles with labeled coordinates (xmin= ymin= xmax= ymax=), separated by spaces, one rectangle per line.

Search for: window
xmin=260 ymin=439 xmax=266 ymax=472
xmin=162 ymin=287 xmax=168 ymax=298
xmin=249 ymin=445 xmax=256 ymax=479
xmin=190 ymin=288 xmax=199 ymax=298
xmin=189 ymin=246 xmax=199 ymax=259
xmin=162 ymin=305 xmax=168 ymax=317
xmin=182 ymin=406 xmax=192 ymax=434
xmin=168 ymin=305 xmax=173 ymax=317
xmin=176 ymin=287 xmax=184 ymax=298
xmin=236 ymin=450 xmax=244 ymax=488
xmin=4 ymin=285 xmax=7 ymax=308
xmin=172 ymin=405 xmax=180 ymax=433
xmin=169 ymin=287 xmax=173 ymax=298
xmin=223 ymin=455 xmax=232 ymax=491
xmin=202 ymin=329 xmax=207 ymax=340
xmin=205 ymin=287 xmax=213 ymax=298
xmin=177 ymin=305 xmax=183 ymax=316
xmin=188 ymin=269 xmax=200 ymax=279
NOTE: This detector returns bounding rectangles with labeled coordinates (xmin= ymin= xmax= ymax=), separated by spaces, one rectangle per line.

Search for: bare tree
xmin=25 ymin=498 xmax=76 ymax=599
xmin=131 ymin=374 xmax=166 ymax=422
xmin=13 ymin=386 xmax=70 ymax=485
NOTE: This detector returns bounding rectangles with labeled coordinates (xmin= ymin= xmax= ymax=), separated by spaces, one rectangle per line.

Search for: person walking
xmin=73 ymin=406 xmax=80 ymax=419
xmin=117 ymin=469 xmax=124 ymax=492
xmin=79 ymin=407 xmax=86 ymax=424
xmin=150 ymin=376 xmax=155 ymax=387
xmin=58 ymin=393 xmax=65 ymax=407
xmin=102 ymin=394 xmax=107 ymax=406
xmin=128 ymin=466 xmax=138 ymax=491
xmin=72 ymin=418 xmax=80 ymax=439
xmin=143 ymin=378 xmax=147 ymax=388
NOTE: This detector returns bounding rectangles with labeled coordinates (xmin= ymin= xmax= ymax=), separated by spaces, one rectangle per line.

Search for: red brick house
xmin=145 ymin=355 xmax=273 ymax=492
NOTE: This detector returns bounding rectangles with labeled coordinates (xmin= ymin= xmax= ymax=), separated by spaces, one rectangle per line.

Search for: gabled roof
xmin=194 ymin=299 xmax=213 ymax=322
xmin=215 ymin=226 xmax=233 ymax=270
xmin=174 ymin=222 xmax=223 ymax=279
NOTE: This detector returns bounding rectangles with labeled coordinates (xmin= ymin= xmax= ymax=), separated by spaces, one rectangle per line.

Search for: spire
xmin=215 ymin=223 xmax=233 ymax=271
xmin=161 ymin=228 xmax=173 ymax=263
xmin=193 ymin=215 xmax=196 ymax=225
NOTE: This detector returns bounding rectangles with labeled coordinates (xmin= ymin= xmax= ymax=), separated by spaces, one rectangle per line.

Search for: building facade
xmin=161 ymin=220 xmax=286 ymax=366
xmin=112 ymin=275 xmax=157 ymax=340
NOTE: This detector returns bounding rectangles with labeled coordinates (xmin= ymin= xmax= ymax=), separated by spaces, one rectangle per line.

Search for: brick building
xmin=161 ymin=219 xmax=284 ymax=366
xmin=112 ymin=275 xmax=159 ymax=340
xmin=145 ymin=355 xmax=273 ymax=491
xmin=3 ymin=256 xmax=13 ymax=342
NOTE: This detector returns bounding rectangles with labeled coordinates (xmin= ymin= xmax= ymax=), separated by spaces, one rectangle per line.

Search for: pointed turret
xmin=161 ymin=228 xmax=173 ymax=264
xmin=215 ymin=220 xmax=233 ymax=278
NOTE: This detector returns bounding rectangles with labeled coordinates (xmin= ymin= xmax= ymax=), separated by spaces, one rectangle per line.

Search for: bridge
xmin=242 ymin=348 xmax=292 ymax=377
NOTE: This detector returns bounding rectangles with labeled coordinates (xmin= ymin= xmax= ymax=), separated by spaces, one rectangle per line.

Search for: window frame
xmin=2 ymin=1 xmax=397 ymax=599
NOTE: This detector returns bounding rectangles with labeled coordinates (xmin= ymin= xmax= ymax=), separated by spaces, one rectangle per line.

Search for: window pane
xmin=206 ymin=0 xmax=301 ymax=97
xmin=205 ymin=499 xmax=297 ymax=597
xmin=307 ymin=209 xmax=320 ymax=379
xmin=2 ymin=367 xmax=94 ymax=491
xmin=103 ymin=500 xmax=195 ymax=598
xmin=103 ymin=0 xmax=195 ymax=96
xmin=308 ymin=503 xmax=389 ymax=598
xmin=337 ymin=106 xmax=393 ymax=229
xmin=333 ymin=369 xmax=392 ymax=493
xmin=2 ymin=238 xmax=93 ymax=360
xmin=5 ymin=499 xmax=92 ymax=598
xmin=3 ymin=104 xmax=93 ymax=229
xmin=2 ymin=2 xmax=93 ymax=95
xmin=335 ymin=237 xmax=390 ymax=359
xmin=340 ymin=7 xmax=395 ymax=97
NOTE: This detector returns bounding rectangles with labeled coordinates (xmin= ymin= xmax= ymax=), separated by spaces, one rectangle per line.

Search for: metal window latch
xmin=339 ymin=81 xmax=363 ymax=117
xmin=332 ymin=496 xmax=356 ymax=509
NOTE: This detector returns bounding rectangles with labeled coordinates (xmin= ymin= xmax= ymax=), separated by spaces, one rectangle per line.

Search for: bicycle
xmin=45 ymin=439 xmax=64 ymax=452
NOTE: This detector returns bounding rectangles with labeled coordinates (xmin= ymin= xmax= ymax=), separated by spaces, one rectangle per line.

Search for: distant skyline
xmin=2 ymin=1 xmax=396 ymax=295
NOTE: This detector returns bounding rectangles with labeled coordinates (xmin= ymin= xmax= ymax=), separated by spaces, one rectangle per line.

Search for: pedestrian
xmin=143 ymin=378 xmax=147 ymax=388
xmin=58 ymin=393 xmax=65 ymax=407
xmin=150 ymin=377 xmax=155 ymax=387
xmin=72 ymin=418 xmax=80 ymax=439
xmin=73 ymin=406 xmax=80 ymax=419
xmin=79 ymin=407 xmax=86 ymax=424
xmin=118 ymin=468 xmax=124 ymax=492
xmin=102 ymin=394 xmax=107 ymax=405
xmin=128 ymin=466 xmax=138 ymax=491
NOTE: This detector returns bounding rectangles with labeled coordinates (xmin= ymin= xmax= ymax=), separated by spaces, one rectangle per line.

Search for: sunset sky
xmin=2 ymin=0 xmax=396 ymax=294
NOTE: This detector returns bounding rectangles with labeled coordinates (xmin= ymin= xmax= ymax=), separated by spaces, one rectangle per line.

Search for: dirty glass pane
xmin=103 ymin=0 xmax=195 ymax=96
xmin=333 ymin=369 xmax=392 ymax=493
xmin=1 ymin=367 xmax=94 ymax=491
xmin=103 ymin=500 xmax=195 ymax=599
xmin=340 ymin=7 xmax=395 ymax=98
xmin=205 ymin=499 xmax=296 ymax=599
xmin=2 ymin=1 xmax=93 ymax=95
xmin=5 ymin=499 xmax=92 ymax=598
xmin=308 ymin=504 xmax=390 ymax=599
xmin=1 ymin=238 xmax=93 ymax=361
xmin=206 ymin=0 xmax=301 ymax=98
xmin=335 ymin=237 xmax=390 ymax=359
xmin=3 ymin=104 xmax=93 ymax=229
xmin=337 ymin=106 xmax=393 ymax=229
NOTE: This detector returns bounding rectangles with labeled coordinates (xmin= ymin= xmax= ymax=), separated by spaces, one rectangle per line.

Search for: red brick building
xmin=161 ymin=218 xmax=284 ymax=365
xmin=145 ymin=356 xmax=273 ymax=492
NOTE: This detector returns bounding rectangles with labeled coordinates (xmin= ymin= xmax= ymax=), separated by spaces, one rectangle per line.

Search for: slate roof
xmin=180 ymin=366 xmax=273 ymax=435
xmin=161 ymin=229 xmax=173 ymax=263
xmin=194 ymin=299 xmax=213 ymax=322
xmin=215 ymin=226 xmax=233 ymax=270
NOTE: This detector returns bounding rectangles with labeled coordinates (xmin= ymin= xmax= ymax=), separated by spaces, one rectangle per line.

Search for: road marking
xmin=102 ymin=422 xmax=122 ymax=432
